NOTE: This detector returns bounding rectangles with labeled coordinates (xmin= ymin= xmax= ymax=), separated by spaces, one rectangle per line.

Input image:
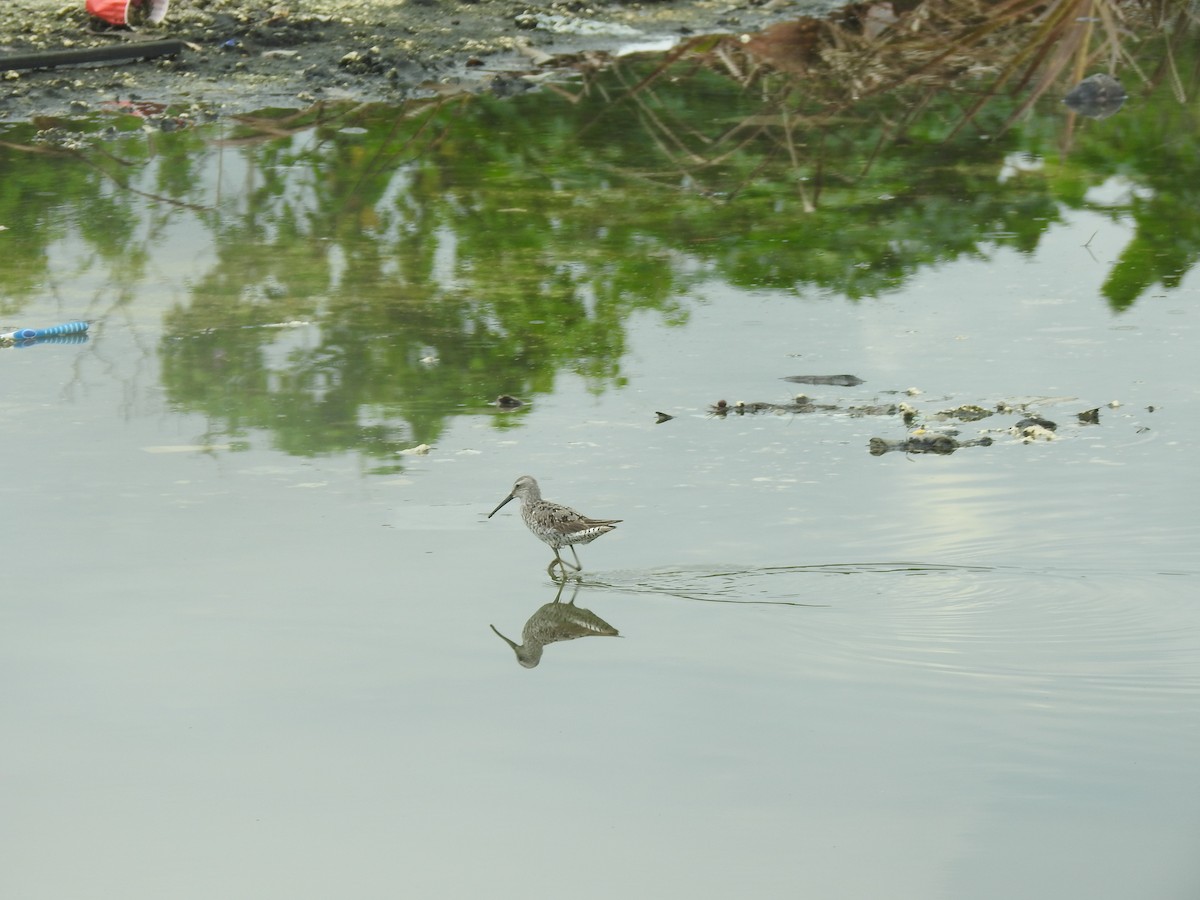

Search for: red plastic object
xmin=85 ymin=0 xmax=169 ymax=26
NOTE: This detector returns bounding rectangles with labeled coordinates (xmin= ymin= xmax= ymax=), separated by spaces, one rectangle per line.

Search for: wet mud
xmin=1 ymin=0 xmax=833 ymax=119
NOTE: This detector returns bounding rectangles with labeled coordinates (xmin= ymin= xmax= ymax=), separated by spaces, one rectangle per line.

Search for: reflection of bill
xmin=86 ymin=0 xmax=169 ymax=27
xmin=490 ymin=583 xmax=620 ymax=669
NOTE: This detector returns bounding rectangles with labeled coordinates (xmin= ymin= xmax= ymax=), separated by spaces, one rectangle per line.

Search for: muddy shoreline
xmin=1 ymin=0 xmax=834 ymax=120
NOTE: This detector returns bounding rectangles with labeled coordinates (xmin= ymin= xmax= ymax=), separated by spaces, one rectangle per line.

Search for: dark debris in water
xmin=934 ymin=404 xmax=993 ymax=422
xmin=869 ymin=433 xmax=994 ymax=456
xmin=1063 ymin=73 xmax=1127 ymax=120
xmin=710 ymin=397 xmax=831 ymax=417
xmin=709 ymin=394 xmax=897 ymax=418
xmin=702 ymin=385 xmax=1152 ymax=457
xmin=781 ymin=374 xmax=864 ymax=386
xmin=1014 ymin=415 xmax=1057 ymax=432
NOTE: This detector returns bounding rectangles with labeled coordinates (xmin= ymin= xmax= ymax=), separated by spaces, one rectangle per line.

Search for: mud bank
xmin=0 ymin=0 xmax=835 ymax=119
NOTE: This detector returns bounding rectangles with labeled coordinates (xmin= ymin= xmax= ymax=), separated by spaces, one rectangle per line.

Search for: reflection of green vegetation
xmin=0 ymin=124 xmax=122 ymax=312
xmin=1058 ymin=97 xmax=1200 ymax=309
xmin=0 ymin=115 xmax=210 ymax=315
xmin=150 ymin=99 xmax=688 ymax=458
xmin=0 ymin=14 xmax=1196 ymax=459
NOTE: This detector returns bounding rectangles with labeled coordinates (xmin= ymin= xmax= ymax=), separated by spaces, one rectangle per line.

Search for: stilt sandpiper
xmin=487 ymin=475 xmax=621 ymax=578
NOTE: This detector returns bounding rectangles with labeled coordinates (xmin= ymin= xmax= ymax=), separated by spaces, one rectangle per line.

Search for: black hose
xmin=0 ymin=38 xmax=185 ymax=72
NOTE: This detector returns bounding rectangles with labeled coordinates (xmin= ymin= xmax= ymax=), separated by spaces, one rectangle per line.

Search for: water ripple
xmin=597 ymin=563 xmax=1200 ymax=703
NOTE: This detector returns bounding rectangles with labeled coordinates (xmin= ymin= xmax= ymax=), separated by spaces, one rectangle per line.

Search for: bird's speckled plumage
xmin=487 ymin=475 xmax=621 ymax=577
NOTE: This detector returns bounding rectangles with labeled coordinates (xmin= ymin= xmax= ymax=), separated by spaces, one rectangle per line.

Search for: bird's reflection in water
xmin=490 ymin=582 xmax=620 ymax=668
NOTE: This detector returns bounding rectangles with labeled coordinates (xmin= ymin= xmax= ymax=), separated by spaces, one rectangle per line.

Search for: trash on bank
xmin=86 ymin=0 xmax=169 ymax=27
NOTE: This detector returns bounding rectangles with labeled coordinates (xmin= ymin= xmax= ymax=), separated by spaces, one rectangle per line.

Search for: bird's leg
xmin=547 ymin=553 xmax=568 ymax=580
xmin=552 ymin=547 xmax=581 ymax=573
xmin=565 ymin=545 xmax=583 ymax=571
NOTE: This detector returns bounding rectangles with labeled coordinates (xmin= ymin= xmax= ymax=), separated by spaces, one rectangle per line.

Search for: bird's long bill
xmin=487 ymin=493 xmax=515 ymax=519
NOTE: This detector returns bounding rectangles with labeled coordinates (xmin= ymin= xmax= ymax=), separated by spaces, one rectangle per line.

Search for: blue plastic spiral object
xmin=14 ymin=334 xmax=90 ymax=347
xmin=3 ymin=321 xmax=90 ymax=340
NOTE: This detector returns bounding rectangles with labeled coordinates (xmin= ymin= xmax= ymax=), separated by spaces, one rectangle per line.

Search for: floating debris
xmin=1 ymin=320 xmax=89 ymax=342
xmin=1014 ymin=424 xmax=1056 ymax=442
xmin=1014 ymin=415 xmax=1057 ymax=432
xmin=494 ymin=394 xmax=523 ymax=409
xmin=708 ymin=383 xmax=1115 ymax=453
xmin=781 ymin=374 xmax=864 ymax=386
xmin=869 ymin=432 xmax=993 ymax=456
xmin=1064 ymin=73 xmax=1127 ymax=119
xmin=850 ymin=403 xmax=901 ymax=417
xmin=935 ymin=404 xmax=994 ymax=422
xmin=1 ymin=320 xmax=90 ymax=347
xmin=710 ymin=395 xmax=891 ymax=417
xmin=710 ymin=397 xmax=825 ymax=416
xmin=399 ymin=443 xmax=432 ymax=455
xmin=654 ymin=411 xmax=674 ymax=424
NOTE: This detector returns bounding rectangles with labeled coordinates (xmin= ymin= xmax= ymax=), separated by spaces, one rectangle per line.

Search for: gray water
xmin=3 ymin=74 xmax=1199 ymax=899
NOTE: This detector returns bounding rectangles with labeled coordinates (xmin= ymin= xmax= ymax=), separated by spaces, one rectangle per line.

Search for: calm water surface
xmin=2 ymin=49 xmax=1199 ymax=900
